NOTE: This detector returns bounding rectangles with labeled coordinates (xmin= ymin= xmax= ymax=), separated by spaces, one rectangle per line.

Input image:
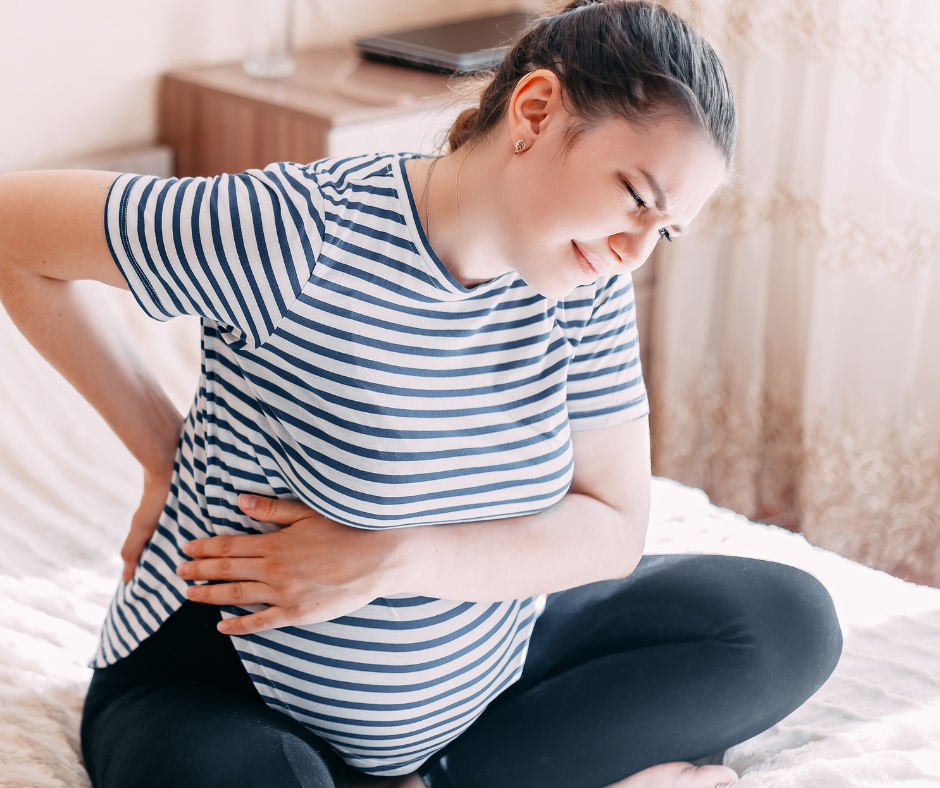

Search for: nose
xmin=609 ymin=223 xmax=661 ymax=272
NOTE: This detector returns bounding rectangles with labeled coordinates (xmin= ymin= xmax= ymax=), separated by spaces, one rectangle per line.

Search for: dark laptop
xmin=355 ymin=11 xmax=537 ymax=74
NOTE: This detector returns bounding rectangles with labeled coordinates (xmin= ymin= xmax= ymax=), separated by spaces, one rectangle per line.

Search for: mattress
xmin=1 ymin=286 xmax=939 ymax=788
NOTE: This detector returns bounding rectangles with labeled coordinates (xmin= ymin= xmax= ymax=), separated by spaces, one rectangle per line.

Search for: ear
xmin=507 ymin=69 xmax=565 ymax=151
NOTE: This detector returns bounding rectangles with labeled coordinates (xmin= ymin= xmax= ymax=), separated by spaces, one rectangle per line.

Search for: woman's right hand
xmin=121 ymin=466 xmax=173 ymax=583
xmin=122 ymin=413 xmax=182 ymax=583
xmin=121 ymin=466 xmax=175 ymax=582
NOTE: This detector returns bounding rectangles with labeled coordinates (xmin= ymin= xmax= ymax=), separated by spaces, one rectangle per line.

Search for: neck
xmin=406 ymin=138 xmax=514 ymax=289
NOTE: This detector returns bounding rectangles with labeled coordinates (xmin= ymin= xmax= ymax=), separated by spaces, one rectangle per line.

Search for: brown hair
xmin=447 ymin=0 xmax=737 ymax=166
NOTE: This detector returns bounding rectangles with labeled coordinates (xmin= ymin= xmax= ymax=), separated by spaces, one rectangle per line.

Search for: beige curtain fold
xmin=650 ymin=0 xmax=940 ymax=584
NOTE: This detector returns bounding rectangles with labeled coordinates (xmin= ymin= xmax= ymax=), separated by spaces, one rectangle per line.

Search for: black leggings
xmin=81 ymin=555 xmax=842 ymax=788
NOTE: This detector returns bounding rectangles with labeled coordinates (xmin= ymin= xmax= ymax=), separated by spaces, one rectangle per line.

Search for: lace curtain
xmin=650 ymin=0 xmax=940 ymax=584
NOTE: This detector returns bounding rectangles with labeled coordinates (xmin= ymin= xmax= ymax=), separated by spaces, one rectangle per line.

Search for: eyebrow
xmin=639 ymin=169 xmax=669 ymax=212
xmin=639 ymin=169 xmax=686 ymax=236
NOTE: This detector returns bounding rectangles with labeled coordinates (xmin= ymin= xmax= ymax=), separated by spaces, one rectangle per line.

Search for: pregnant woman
xmin=0 ymin=2 xmax=841 ymax=787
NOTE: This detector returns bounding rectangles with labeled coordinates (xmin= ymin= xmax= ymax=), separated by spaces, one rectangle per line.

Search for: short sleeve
xmin=561 ymin=273 xmax=649 ymax=431
xmin=104 ymin=162 xmax=325 ymax=348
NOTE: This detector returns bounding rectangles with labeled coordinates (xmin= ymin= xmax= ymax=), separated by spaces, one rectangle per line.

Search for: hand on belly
xmin=176 ymin=494 xmax=405 ymax=635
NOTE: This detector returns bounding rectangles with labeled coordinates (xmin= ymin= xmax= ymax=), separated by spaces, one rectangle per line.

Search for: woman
xmin=0 ymin=2 xmax=842 ymax=787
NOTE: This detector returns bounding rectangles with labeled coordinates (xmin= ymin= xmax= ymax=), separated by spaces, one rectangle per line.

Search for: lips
xmin=572 ymin=241 xmax=599 ymax=278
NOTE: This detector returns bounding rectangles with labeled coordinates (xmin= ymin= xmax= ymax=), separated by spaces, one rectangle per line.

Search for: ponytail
xmin=447 ymin=106 xmax=481 ymax=152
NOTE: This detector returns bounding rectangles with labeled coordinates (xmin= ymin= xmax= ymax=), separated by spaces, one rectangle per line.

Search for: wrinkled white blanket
xmin=1 ymin=287 xmax=939 ymax=788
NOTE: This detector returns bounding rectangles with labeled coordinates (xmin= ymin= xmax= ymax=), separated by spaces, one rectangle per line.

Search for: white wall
xmin=0 ymin=0 xmax=550 ymax=173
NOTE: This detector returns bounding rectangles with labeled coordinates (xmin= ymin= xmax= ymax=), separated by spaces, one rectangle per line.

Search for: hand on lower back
xmin=122 ymin=468 xmax=173 ymax=582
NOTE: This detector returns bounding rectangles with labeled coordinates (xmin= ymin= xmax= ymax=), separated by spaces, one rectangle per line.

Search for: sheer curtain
xmin=650 ymin=0 xmax=940 ymax=584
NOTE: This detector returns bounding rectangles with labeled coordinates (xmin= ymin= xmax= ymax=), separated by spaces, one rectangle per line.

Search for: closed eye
xmin=619 ymin=176 xmax=646 ymax=210
xmin=619 ymin=174 xmax=682 ymax=241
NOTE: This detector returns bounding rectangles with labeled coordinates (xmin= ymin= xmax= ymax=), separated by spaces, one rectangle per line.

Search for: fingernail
xmin=239 ymin=494 xmax=257 ymax=510
xmin=187 ymin=586 xmax=198 ymax=599
xmin=182 ymin=542 xmax=193 ymax=555
xmin=218 ymin=621 xmax=231 ymax=633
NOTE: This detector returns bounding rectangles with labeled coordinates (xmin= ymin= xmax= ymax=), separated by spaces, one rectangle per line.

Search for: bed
xmin=1 ymin=287 xmax=939 ymax=788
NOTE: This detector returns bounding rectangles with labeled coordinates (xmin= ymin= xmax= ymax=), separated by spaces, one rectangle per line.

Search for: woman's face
xmin=500 ymin=113 xmax=726 ymax=299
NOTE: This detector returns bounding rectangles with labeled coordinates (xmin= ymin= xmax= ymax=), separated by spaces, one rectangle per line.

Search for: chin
xmin=527 ymin=278 xmax=584 ymax=300
xmin=549 ymin=268 xmax=595 ymax=298
xmin=516 ymin=260 xmax=591 ymax=300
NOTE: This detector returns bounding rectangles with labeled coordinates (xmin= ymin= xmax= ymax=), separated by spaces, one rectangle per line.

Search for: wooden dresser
xmin=158 ymin=48 xmax=463 ymax=177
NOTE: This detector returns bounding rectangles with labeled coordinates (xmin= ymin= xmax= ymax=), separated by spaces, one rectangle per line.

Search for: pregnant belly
xmin=228 ymin=594 xmax=538 ymax=777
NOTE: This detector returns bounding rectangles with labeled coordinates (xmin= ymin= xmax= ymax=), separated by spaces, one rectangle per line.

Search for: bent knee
xmin=735 ymin=559 xmax=843 ymax=694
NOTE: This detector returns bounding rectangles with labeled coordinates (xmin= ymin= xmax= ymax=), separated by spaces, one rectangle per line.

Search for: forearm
xmin=0 ymin=172 xmax=182 ymax=474
xmin=0 ymin=271 xmax=182 ymax=472
xmin=391 ymin=489 xmax=648 ymax=602
xmin=184 ymin=418 xmax=651 ymax=633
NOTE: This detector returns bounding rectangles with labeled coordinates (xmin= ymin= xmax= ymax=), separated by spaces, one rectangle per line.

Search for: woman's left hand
xmin=177 ymin=495 xmax=405 ymax=635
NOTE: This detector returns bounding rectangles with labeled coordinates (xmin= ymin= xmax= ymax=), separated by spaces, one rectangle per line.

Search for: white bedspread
xmin=1 ymin=288 xmax=939 ymax=788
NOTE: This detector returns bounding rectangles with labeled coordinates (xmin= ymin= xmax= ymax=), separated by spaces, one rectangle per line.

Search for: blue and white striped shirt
xmin=96 ymin=153 xmax=648 ymax=775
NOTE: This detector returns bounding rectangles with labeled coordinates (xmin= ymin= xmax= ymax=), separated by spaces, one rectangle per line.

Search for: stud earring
xmin=514 ymin=139 xmax=527 ymax=154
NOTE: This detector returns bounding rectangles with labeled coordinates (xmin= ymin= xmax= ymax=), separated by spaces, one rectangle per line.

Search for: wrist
xmin=380 ymin=524 xmax=434 ymax=598
xmin=139 ymin=408 xmax=183 ymax=479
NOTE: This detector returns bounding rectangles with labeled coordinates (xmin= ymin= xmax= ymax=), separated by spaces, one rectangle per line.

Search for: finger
xmin=184 ymin=533 xmax=269 ymax=559
xmin=186 ymin=580 xmax=273 ymax=607
xmin=239 ymin=494 xmax=318 ymax=525
xmin=216 ymin=606 xmax=291 ymax=636
xmin=176 ymin=557 xmax=266 ymax=582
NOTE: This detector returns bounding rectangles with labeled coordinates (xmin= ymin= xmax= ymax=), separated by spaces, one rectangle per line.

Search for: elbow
xmin=0 ymin=178 xmax=12 ymax=281
xmin=0 ymin=175 xmax=26 ymax=291
xmin=614 ymin=540 xmax=644 ymax=580
xmin=610 ymin=505 xmax=648 ymax=580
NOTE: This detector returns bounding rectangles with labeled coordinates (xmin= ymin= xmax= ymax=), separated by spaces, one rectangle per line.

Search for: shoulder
xmin=557 ymin=273 xmax=635 ymax=316
xmin=258 ymin=153 xmax=416 ymax=221
xmin=555 ymin=274 xmax=636 ymax=343
xmin=288 ymin=153 xmax=402 ymax=192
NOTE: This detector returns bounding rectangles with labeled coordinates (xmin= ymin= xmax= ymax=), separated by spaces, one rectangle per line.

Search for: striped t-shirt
xmin=96 ymin=152 xmax=648 ymax=776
